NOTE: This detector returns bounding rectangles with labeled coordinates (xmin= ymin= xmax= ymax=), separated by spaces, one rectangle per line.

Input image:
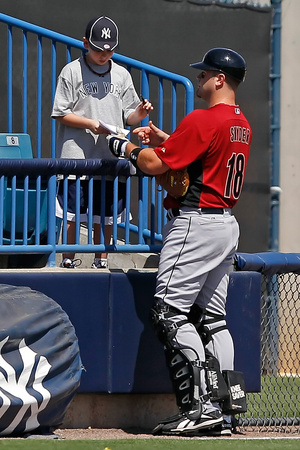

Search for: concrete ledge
xmin=62 ymin=393 xmax=177 ymax=429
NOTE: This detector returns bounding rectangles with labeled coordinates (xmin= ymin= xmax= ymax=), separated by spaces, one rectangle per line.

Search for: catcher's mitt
xmin=155 ymin=168 xmax=189 ymax=199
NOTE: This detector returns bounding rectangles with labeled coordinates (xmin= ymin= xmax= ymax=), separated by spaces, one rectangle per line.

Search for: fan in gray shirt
xmin=51 ymin=16 xmax=153 ymax=269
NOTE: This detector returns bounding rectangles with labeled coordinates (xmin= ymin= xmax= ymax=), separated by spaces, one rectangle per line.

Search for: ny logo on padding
xmin=0 ymin=336 xmax=51 ymax=435
xmin=101 ymin=27 xmax=111 ymax=40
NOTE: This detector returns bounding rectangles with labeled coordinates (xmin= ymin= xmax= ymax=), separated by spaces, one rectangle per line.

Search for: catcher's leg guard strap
xmin=151 ymin=301 xmax=209 ymax=420
xmin=199 ymin=312 xmax=228 ymax=346
xmin=204 ymin=353 xmax=230 ymax=402
xmin=151 ymin=301 xmax=188 ymax=345
xmin=165 ymin=347 xmax=210 ymax=419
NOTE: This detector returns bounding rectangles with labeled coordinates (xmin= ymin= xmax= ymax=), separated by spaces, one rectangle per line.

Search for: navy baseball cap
xmin=85 ymin=16 xmax=119 ymax=51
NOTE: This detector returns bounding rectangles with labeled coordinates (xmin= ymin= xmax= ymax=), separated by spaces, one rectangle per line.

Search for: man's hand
xmin=133 ymin=121 xmax=169 ymax=146
xmin=106 ymin=135 xmax=129 ymax=158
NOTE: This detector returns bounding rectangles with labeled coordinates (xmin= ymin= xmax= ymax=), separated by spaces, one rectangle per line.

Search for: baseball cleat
xmin=152 ymin=409 xmax=223 ymax=436
xmin=198 ymin=422 xmax=232 ymax=436
xmin=197 ymin=415 xmax=240 ymax=437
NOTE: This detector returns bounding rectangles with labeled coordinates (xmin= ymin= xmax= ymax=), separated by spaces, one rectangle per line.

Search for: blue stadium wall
xmin=0 ymin=270 xmax=262 ymax=394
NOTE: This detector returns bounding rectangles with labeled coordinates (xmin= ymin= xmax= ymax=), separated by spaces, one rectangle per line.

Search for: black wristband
xmin=129 ymin=147 xmax=142 ymax=168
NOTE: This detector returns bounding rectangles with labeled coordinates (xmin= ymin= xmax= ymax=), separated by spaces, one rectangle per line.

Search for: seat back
xmin=0 ymin=134 xmax=33 ymax=158
xmin=0 ymin=133 xmax=47 ymax=245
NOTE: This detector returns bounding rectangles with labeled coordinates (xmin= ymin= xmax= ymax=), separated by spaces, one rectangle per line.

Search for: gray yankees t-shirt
xmin=52 ymin=57 xmax=140 ymax=159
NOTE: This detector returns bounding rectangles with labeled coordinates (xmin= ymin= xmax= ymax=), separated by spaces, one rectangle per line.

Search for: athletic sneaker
xmin=60 ymin=258 xmax=82 ymax=269
xmin=91 ymin=259 xmax=108 ymax=269
xmin=152 ymin=410 xmax=223 ymax=435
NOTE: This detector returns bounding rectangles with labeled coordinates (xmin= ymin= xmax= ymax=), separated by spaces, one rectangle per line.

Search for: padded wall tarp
xmin=0 ymin=0 xmax=272 ymax=252
xmin=0 ymin=284 xmax=82 ymax=436
xmin=0 ymin=270 xmax=261 ymax=393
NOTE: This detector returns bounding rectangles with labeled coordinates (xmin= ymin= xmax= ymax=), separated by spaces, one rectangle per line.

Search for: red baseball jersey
xmin=154 ymin=104 xmax=252 ymax=209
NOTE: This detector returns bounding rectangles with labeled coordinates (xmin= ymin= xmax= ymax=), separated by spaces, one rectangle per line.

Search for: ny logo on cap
xmin=101 ymin=27 xmax=112 ymax=40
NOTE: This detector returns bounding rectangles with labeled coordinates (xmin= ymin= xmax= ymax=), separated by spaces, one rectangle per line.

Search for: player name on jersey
xmin=230 ymin=126 xmax=251 ymax=144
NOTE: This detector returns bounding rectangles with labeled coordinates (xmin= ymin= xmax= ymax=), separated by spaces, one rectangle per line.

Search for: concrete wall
xmin=279 ymin=0 xmax=300 ymax=252
xmin=231 ymin=0 xmax=300 ymax=254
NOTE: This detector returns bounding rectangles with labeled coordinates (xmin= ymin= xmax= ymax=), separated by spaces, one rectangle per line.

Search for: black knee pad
xmin=199 ymin=313 xmax=228 ymax=346
xmin=150 ymin=301 xmax=188 ymax=346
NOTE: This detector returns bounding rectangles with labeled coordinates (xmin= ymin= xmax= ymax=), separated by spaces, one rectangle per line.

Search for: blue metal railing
xmin=0 ymin=158 xmax=165 ymax=266
xmin=0 ymin=13 xmax=194 ymax=266
xmin=0 ymin=13 xmax=194 ymax=155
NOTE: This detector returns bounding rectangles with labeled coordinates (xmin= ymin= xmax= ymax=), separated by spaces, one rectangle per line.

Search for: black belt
xmin=201 ymin=208 xmax=224 ymax=214
xmin=167 ymin=207 xmax=227 ymax=220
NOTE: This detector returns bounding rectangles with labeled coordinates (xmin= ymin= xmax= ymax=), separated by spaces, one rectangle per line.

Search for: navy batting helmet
xmin=190 ymin=48 xmax=246 ymax=83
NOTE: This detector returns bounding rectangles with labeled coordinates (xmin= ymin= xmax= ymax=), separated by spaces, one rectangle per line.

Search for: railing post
xmin=46 ymin=174 xmax=57 ymax=267
xmin=36 ymin=35 xmax=43 ymax=159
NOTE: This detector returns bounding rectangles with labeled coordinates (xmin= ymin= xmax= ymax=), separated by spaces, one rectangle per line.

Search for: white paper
xmin=99 ymin=120 xmax=130 ymax=136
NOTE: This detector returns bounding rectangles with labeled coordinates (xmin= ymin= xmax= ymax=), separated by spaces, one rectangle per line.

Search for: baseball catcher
xmin=106 ymin=47 xmax=251 ymax=437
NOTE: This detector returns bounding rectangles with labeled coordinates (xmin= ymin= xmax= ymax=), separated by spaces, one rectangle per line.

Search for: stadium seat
xmin=0 ymin=133 xmax=48 ymax=245
xmin=0 ymin=133 xmax=34 ymax=159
